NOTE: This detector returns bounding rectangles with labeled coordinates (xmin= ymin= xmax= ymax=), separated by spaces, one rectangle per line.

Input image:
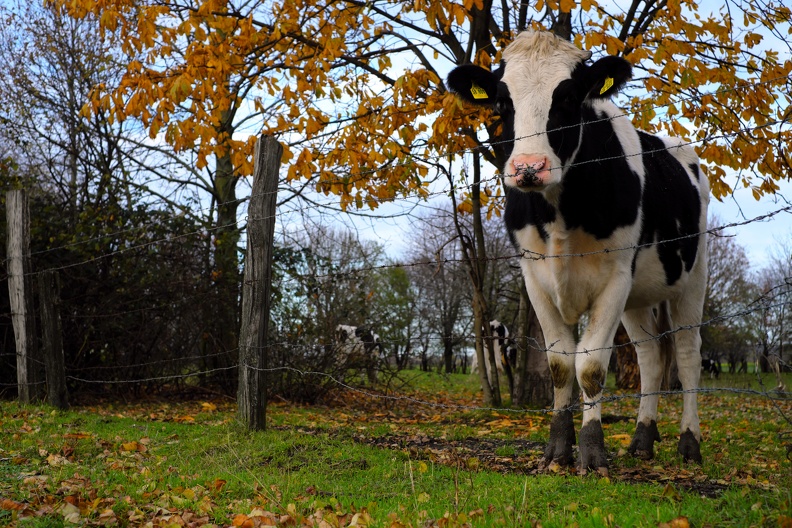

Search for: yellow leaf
xmin=121 ymin=441 xmax=139 ymax=452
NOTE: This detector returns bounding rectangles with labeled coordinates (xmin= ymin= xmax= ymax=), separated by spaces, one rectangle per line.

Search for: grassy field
xmin=1 ymin=369 xmax=791 ymax=527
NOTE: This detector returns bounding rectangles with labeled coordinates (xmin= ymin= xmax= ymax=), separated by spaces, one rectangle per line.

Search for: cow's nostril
xmin=515 ymin=163 xmax=538 ymax=177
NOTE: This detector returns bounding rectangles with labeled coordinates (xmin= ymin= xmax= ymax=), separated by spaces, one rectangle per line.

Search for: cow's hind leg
xmin=621 ymin=307 xmax=663 ymax=459
xmin=670 ymin=293 xmax=704 ymax=463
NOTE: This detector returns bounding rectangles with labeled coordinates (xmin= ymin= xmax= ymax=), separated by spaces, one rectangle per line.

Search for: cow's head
xmin=446 ymin=31 xmax=632 ymax=191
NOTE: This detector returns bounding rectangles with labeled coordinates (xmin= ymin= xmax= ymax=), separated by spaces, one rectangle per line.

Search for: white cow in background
xmin=471 ymin=320 xmax=512 ymax=385
xmin=334 ymin=324 xmax=383 ymax=384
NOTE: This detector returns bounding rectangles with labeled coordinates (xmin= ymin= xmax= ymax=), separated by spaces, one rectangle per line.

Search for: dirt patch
xmin=349 ymin=431 xmax=730 ymax=499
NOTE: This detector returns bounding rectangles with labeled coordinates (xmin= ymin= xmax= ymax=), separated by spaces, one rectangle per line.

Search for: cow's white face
xmin=446 ymin=31 xmax=632 ymax=192
xmin=499 ymin=32 xmax=591 ymax=189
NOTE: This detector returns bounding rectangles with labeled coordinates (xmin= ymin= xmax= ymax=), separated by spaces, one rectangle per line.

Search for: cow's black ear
xmin=584 ymin=56 xmax=632 ymax=100
xmin=446 ymin=64 xmax=500 ymax=106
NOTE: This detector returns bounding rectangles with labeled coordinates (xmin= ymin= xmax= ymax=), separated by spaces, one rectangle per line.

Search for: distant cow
xmin=334 ymin=324 xmax=383 ymax=384
xmin=471 ymin=320 xmax=514 ymax=384
xmin=447 ymin=30 xmax=709 ymax=470
xmin=701 ymin=358 xmax=720 ymax=379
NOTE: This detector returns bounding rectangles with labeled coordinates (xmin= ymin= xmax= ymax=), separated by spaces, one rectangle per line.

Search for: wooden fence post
xmin=38 ymin=270 xmax=68 ymax=409
xmin=237 ymin=136 xmax=282 ymax=430
xmin=6 ymin=189 xmax=44 ymax=403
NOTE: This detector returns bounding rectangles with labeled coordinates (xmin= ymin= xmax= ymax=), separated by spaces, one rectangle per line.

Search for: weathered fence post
xmin=6 ymin=189 xmax=44 ymax=403
xmin=237 ymin=136 xmax=282 ymax=430
xmin=38 ymin=270 xmax=68 ymax=409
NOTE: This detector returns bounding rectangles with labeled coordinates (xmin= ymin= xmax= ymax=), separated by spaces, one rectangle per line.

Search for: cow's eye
xmin=551 ymin=80 xmax=580 ymax=112
xmin=495 ymin=98 xmax=513 ymax=115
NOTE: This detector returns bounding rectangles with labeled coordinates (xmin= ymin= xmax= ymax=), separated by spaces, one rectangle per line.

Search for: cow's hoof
xmin=628 ymin=420 xmax=661 ymax=460
xmin=543 ymin=410 xmax=575 ymax=466
xmin=678 ymin=429 xmax=702 ymax=463
xmin=579 ymin=420 xmax=609 ymax=470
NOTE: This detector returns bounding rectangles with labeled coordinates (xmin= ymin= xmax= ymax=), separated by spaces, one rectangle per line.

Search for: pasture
xmin=1 ymin=370 xmax=791 ymax=527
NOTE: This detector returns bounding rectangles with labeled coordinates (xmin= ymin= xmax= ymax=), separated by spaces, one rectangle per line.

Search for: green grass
xmin=1 ymin=370 xmax=791 ymax=527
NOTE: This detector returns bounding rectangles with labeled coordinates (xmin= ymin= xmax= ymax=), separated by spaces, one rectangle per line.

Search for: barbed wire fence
xmin=0 ymin=74 xmax=790 ymax=440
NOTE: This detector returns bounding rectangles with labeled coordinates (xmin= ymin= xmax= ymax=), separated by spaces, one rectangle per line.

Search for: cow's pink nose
xmin=510 ymin=154 xmax=550 ymax=186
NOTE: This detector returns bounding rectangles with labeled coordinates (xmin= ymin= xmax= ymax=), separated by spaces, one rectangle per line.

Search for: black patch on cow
xmin=628 ymin=420 xmax=661 ymax=460
xmin=637 ymin=132 xmax=701 ymax=285
xmin=678 ymin=428 xmax=702 ymax=463
xmin=579 ymin=419 xmax=609 ymax=470
xmin=543 ymin=409 xmax=575 ymax=466
xmin=580 ymin=363 xmax=606 ymax=398
xmin=504 ymin=186 xmax=555 ymax=243
xmin=446 ymin=64 xmax=502 ymax=105
xmin=445 ymin=63 xmax=515 ymax=172
xmin=547 ymin=77 xmax=585 ymax=164
xmin=556 ymin=106 xmax=642 ymax=239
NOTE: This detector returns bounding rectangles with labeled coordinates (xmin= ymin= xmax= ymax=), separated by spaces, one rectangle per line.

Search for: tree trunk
xmin=469 ymin=152 xmax=500 ymax=406
xmin=38 ymin=271 xmax=68 ymax=409
xmin=614 ymin=323 xmax=640 ymax=390
xmin=443 ymin=335 xmax=454 ymax=374
xmin=210 ymin=147 xmax=241 ymax=392
xmin=512 ymin=279 xmax=552 ymax=407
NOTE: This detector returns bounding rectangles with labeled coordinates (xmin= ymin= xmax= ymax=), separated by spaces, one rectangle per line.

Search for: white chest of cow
xmin=447 ymin=30 xmax=710 ymax=471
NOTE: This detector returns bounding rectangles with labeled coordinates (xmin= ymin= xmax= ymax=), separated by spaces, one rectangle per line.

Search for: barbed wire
xmin=3 ymin=362 xmax=788 ymax=421
xmin=1 ymin=272 xmax=789 ymax=374
xmin=250 ymin=202 xmax=792 ymax=286
xmin=2 ymin=75 xmax=791 ymax=430
xmin=2 ymin=73 xmax=789 ymax=279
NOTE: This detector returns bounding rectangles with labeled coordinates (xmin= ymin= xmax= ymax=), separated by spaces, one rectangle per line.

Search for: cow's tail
xmin=656 ymin=300 xmax=679 ymax=391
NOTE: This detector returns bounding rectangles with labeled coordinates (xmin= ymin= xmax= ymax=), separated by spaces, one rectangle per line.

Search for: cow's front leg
xmin=576 ymin=282 xmax=630 ymax=471
xmin=544 ymin=345 xmax=577 ymax=466
xmin=525 ymin=283 xmax=578 ymax=467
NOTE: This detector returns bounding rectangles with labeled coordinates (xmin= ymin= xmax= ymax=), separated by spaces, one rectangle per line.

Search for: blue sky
xmin=709 ymin=176 xmax=791 ymax=270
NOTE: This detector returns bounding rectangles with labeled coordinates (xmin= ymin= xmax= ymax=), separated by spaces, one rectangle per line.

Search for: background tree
xmin=268 ymin=225 xmax=389 ymax=401
xmin=406 ymin=207 xmax=472 ymax=373
xmin=29 ymin=0 xmax=792 ymax=403
xmin=753 ymin=237 xmax=792 ymax=381
xmin=702 ymin=217 xmax=758 ymax=373
xmin=0 ymin=1 xmax=223 ymax=395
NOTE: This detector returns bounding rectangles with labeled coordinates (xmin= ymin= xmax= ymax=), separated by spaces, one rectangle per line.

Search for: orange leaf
xmin=210 ymin=479 xmax=227 ymax=493
xmin=0 ymin=498 xmax=26 ymax=511
xmin=232 ymin=513 xmax=250 ymax=526
xmin=64 ymin=432 xmax=92 ymax=439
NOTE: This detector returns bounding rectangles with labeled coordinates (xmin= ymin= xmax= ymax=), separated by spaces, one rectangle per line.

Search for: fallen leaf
xmin=63 ymin=433 xmax=92 ymax=440
xmin=661 ymin=483 xmax=682 ymax=502
xmin=46 ymin=453 xmax=71 ymax=467
xmin=121 ymin=441 xmax=139 ymax=452
xmin=232 ymin=513 xmax=251 ymax=527
xmin=659 ymin=516 xmax=690 ymax=528
xmin=59 ymin=502 xmax=81 ymax=523
xmin=0 ymin=498 xmax=26 ymax=511
xmin=210 ymin=479 xmax=227 ymax=493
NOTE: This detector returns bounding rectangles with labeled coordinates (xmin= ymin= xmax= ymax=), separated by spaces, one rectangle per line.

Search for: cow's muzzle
xmin=510 ymin=155 xmax=550 ymax=188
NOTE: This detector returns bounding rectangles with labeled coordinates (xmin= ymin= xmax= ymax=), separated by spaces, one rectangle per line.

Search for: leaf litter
xmin=2 ymin=384 xmax=791 ymax=526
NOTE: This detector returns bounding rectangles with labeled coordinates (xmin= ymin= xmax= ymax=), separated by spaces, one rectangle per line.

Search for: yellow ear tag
xmin=470 ymin=82 xmax=489 ymax=100
xmin=600 ymin=76 xmax=614 ymax=95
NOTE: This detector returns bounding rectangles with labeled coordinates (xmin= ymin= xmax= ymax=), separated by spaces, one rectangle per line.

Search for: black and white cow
xmin=447 ymin=31 xmax=709 ymax=470
xmin=701 ymin=358 xmax=720 ymax=379
xmin=335 ymin=324 xmax=383 ymax=383
xmin=471 ymin=320 xmax=514 ymax=383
